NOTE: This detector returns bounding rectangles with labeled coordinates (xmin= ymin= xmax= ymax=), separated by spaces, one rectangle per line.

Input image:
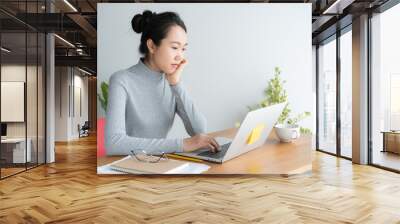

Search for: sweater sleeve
xmin=170 ymin=82 xmax=207 ymax=136
xmin=105 ymin=74 xmax=184 ymax=156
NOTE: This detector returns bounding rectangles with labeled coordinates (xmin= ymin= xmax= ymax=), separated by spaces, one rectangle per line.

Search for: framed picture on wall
xmin=1 ymin=81 xmax=25 ymax=122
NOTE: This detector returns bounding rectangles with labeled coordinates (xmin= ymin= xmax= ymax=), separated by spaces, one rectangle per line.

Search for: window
xmin=318 ymin=37 xmax=337 ymax=154
xmin=340 ymin=29 xmax=352 ymax=158
xmin=370 ymin=2 xmax=400 ymax=171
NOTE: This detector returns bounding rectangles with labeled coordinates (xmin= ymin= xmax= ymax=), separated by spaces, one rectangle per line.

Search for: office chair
xmin=78 ymin=121 xmax=90 ymax=138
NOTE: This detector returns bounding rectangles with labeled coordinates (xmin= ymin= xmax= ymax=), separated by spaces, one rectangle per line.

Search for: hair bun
xmin=131 ymin=10 xmax=156 ymax=33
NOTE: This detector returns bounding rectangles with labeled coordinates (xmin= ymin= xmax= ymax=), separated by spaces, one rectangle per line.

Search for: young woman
xmin=105 ymin=10 xmax=219 ymax=156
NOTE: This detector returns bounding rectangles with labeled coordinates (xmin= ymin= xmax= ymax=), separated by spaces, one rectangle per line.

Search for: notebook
xmin=108 ymin=156 xmax=209 ymax=174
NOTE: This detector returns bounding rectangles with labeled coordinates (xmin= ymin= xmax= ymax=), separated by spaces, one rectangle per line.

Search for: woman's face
xmin=149 ymin=25 xmax=187 ymax=74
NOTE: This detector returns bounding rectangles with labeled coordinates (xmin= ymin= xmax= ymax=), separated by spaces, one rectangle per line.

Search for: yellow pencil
xmin=167 ymin=154 xmax=204 ymax=163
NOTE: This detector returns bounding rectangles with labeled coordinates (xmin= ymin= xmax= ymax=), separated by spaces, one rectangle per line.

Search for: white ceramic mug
xmin=274 ymin=124 xmax=300 ymax=143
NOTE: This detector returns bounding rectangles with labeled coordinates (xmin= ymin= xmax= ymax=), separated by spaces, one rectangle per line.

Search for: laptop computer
xmin=174 ymin=102 xmax=286 ymax=163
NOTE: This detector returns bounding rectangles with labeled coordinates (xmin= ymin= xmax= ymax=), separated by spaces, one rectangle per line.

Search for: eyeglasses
xmin=130 ymin=150 xmax=169 ymax=163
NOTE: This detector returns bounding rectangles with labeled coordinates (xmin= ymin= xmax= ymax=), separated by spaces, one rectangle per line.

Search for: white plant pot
xmin=274 ymin=124 xmax=300 ymax=143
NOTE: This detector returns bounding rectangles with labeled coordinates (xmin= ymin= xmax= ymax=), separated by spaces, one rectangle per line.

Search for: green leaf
xmin=98 ymin=81 xmax=109 ymax=112
xmin=245 ymin=67 xmax=311 ymax=128
xmin=300 ymin=127 xmax=312 ymax=134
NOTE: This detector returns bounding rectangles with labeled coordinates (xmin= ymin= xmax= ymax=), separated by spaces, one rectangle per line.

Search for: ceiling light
xmin=63 ymin=0 xmax=78 ymax=12
xmin=54 ymin=34 xmax=75 ymax=48
xmin=1 ymin=47 xmax=11 ymax=53
xmin=78 ymin=67 xmax=92 ymax=76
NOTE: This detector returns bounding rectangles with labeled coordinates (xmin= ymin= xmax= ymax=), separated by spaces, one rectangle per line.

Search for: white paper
xmin=97 ymin=164 xmax=126 ymax=174
xmin=165 ymin=162 xmax=210 ymax=174
xmin=98 ymin=156 xmax=132 ymax=174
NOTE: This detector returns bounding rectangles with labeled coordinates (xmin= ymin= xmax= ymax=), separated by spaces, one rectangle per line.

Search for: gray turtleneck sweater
xmin=105 ymin=59 xmax=207 ymax=155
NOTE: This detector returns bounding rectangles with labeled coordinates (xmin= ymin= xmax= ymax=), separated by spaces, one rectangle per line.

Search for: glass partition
xmin=27 ymin=31 xmax=38 ymax=169
xmin=0 ymin=1 xmax=46 ymax=179
xmin=1 ymin=31 xmax=28 ymax=178
xmin=38 ymin=32 xmax=45 ymax=165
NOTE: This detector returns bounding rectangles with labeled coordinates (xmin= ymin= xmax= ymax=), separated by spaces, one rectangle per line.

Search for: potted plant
xmin=97 ymin=81 xmax=109 ymax=157
xmin=275 ymin=111 xmax=311 ymax=142
xmin=248 ymin=67 xmax=311 ymax=142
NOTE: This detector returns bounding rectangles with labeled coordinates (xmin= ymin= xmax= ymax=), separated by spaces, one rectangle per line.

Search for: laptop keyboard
xmin=197 ymin=143 xmax=231 ymax=159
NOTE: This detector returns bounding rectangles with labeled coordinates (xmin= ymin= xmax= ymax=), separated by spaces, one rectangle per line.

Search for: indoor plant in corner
xmin=248 ymin=67 xmax=311 ymax=142
xmin=97 ymin=81 xmax=109 ymax=157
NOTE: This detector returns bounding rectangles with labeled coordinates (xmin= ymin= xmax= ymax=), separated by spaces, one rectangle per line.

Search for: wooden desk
xmin=381 ymin=131 xmax=400 ymax=154
xmin=97 ymin=128 xmax=314 ymax=175
xmin=1 ymin=138 xmax=32 ymax=164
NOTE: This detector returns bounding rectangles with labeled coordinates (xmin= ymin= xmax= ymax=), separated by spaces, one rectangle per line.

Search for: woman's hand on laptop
xmin=183 ymin=134 xmax=220 ymax=153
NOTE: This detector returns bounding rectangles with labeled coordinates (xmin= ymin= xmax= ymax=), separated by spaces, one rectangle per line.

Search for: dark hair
xmin=131 ymin=10 xmax=187 ymax=55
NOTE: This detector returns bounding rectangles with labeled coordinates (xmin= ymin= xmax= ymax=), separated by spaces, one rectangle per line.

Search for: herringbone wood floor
xmin=1 ymin=135 xmax=400 ymax=224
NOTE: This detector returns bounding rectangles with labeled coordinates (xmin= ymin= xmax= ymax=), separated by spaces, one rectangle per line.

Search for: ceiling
xmin=0 ymin=0 xmax=393 ymax=75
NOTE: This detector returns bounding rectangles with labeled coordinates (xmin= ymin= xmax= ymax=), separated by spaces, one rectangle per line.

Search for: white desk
xmin=1 ymin=138 xmax=31 ymax=163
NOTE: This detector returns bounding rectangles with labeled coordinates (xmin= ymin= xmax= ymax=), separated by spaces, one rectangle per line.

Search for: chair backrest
xmin=82 ymin=121 xmax=90 ymax=129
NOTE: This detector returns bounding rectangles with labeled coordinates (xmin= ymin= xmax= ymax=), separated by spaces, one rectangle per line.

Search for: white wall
xmin=72 ymin=73 xmax=89 ymax=138
xmin=98 ymin=3 xmax=313 ymax=138
xmin=55 ymin=67 xmax=89 ymax=141
xmin=55 ymin=66 xmax=68 ymax=141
